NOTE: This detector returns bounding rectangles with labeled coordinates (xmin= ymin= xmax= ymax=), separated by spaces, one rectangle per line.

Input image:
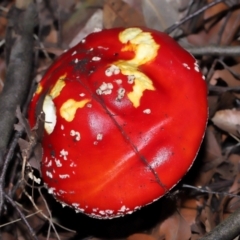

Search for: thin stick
xmin=4 ymin=193 xmax=38 ymax=240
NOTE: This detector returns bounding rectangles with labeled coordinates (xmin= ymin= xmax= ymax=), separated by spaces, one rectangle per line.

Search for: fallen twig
xmin=0 ymin=1 xmax=37 ymax=216
xmin=165 ymin=0 xmax=225 ymax=34
xmin=200 ymin=207 xmax=240 ymax=240
xmin=186 ymin=45 xmax=240 ymax=56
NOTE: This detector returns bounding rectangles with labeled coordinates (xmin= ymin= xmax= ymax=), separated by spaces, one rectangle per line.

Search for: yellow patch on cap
xmin=60 ymin=98 xmax=90 ymax=122
xmin=35 ymin=84 xmax=43 ymax=95
xmin=50 ymin=74 xmax=67 ymax=99
xmin=116 ymin=28 xmax=159 ymax=107
xmin=119 ymin=28 xmax=159 ymax=66
xmin=115 ymin=61 xmax=155 ymax=107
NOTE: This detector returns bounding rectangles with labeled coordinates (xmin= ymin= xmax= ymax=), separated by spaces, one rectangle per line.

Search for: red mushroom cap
xmin=28 ymin=27 xmax=208 ymax=219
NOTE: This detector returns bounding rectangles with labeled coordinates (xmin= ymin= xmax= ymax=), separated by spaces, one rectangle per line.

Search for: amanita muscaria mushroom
xmin=28 ymin=27 xmax=208 ymax=219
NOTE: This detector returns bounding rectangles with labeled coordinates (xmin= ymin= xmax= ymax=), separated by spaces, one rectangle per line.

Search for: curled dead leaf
xmin=209 ymin=63 xmax=240 ymax=88
xmin=212 ymin=109 xmax=240 ymax=137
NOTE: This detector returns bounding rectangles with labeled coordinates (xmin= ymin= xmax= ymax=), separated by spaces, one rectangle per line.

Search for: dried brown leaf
xmin=212 ymin=109 xmax=240 ymax=137
xmin=208 ymin=95 xmax=218 ymax=118
xmin=194 ymin=127 xmax=223 ymax=186
xmin=103 ymin=0 xmax=145 ymax=28
xmin=188 ymin=2 xmax=240 ymax=46
xmin=217 ymin=92 xmax=238 ymax=112
xmin=204 ymin=127 xmax=222 ymax=162
xmin=29 ymin=144 xmax=42 ymax=171
xmin=216 ymin=162 xmax=236 ymax=180
xmin=180 ymin=1 xmax=206 ymax=34
xmin=179 ymin=199 xmax=198 ymax=227
xmin=204 ymin=1 xmax=228 ymax=30
xmin=62 ymin=1 xmax=104 ymax=47
xmin=216 ymin=154 xmax=239 ymax=181
xmin=141 ymin=0 xmax=178 ymax=31
xmin=199 ymin=195 xmax=216 ymax=233
xmin=210 ymin=63 xmax=240 ymax=88
xmin=153 ymin=213 xmax=191 ymax=240
xmin=225 ymin=172 xmax=240 ymax=214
